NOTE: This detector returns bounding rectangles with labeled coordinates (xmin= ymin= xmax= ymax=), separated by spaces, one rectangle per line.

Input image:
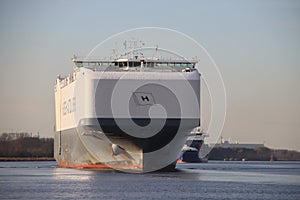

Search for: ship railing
xmin=77 ymin=61 xmax=197 ymax=72
xmin=55 ymin=73 xmax=77 ymax=89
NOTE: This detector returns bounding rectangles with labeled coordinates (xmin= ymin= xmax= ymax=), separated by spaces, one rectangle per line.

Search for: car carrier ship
xmin=54 ymin=47 xmax=201 ymax=172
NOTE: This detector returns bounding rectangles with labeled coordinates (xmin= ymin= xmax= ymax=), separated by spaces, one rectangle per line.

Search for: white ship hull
xmin=54 ymin=63 xmax=200 ymax=172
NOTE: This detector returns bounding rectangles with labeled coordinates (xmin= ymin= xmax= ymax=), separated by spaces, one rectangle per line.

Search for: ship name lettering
xmin=62 ymin=97 xmax=76 ymax=115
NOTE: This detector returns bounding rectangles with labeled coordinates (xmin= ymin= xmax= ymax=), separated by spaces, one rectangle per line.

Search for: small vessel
xmin=54 ymin=44 xmax=201 ymax=172
xmin=178 ymin=127 xmax=208 ymax=163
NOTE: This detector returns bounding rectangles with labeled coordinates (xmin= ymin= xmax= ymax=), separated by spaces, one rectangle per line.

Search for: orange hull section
xmin=57 ymin=161 xmax=142 ymax=170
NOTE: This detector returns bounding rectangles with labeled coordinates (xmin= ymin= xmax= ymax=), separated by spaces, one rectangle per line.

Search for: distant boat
xmin=178 ymin=127 xmax=208 ymax=163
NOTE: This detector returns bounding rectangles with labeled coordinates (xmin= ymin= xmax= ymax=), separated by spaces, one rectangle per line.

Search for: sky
xmin=0 ymin=0 xmax=299 ymax=151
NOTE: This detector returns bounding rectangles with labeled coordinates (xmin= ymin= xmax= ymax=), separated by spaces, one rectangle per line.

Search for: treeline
xmin=0 ymin=132 xmax=53 ymax=158
xmin=208 ymin=147 xmax=300 ymax=161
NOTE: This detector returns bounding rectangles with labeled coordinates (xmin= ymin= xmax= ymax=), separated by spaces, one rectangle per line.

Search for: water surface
xmin=0 ymin=161 xmax=299 ymax=199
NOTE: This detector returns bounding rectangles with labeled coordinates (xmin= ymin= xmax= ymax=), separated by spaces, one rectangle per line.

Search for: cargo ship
xmin=54 ymin=47 xmax=201 ymax=172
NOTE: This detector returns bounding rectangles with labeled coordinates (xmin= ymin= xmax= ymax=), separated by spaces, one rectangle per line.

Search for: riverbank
xmin=208 ymin=147 xmax=300 ymax=161
xmin=1 ymin=133 xmax=299 ymax=162
xmin=0 ymin=157 xmax=55 ymax=162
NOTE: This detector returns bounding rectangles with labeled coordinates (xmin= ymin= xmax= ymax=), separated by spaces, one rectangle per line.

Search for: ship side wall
xmin=54 ymin=68 xmax=98 ymax=164
xmin=54 ymin=68 xmax=201 ymax=171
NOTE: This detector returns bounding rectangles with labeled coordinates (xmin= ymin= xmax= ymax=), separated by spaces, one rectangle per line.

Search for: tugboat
xmin=178 ymin=127 xmax=208 ymax=163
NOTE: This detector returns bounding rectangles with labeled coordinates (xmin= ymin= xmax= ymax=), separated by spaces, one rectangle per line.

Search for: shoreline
xmin=0 ymin=157 xmax=55 ymax=162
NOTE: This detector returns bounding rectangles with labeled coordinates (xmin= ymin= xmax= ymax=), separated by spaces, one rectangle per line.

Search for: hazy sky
xmin=0 ymin=0 xmax=299 ymax=151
